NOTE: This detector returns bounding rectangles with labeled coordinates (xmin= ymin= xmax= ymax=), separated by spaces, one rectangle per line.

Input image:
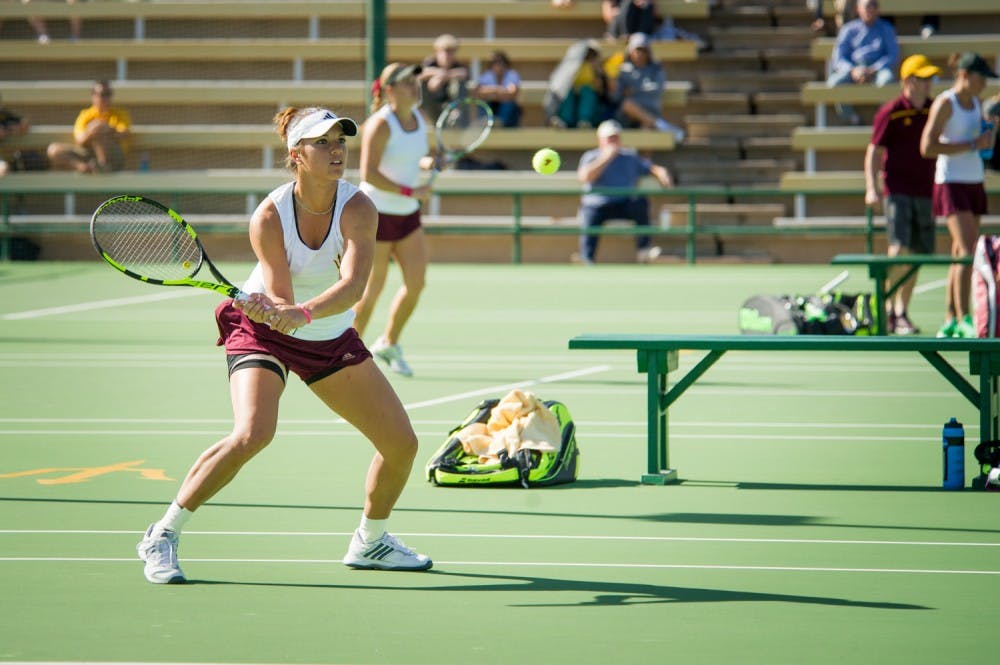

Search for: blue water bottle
xmin=942 ymin=417 xmax=965 ymax=490
xmin=980 ymin=120 xmax=995 ymax=161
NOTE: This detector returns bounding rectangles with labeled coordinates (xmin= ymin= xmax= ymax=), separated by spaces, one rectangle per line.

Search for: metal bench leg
xmin=639 ymin=349 xmax=678 ymax=485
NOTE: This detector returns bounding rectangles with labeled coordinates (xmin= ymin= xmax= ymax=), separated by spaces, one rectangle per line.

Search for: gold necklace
xmin=295 ymin=194 xmax=335 ymax=216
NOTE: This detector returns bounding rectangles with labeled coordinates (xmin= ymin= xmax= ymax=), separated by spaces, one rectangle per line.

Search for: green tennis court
xmin=2 ymin=261 xmax=997 ymax=665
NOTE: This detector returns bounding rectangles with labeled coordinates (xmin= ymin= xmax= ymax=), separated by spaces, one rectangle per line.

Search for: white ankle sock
xmin=359 ymin=516 xmax=387 ymax=543
xmin=156 ymin=501 xmax=191 ymax=535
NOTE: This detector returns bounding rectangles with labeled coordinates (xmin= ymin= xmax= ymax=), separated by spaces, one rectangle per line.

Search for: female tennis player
xmin=920 ymin=52 xmax=998 ymax=338
xmin=353 ymin=62 xmax=434 ymax=377
xmin=135 ymin=106 xmax=432 ymax=583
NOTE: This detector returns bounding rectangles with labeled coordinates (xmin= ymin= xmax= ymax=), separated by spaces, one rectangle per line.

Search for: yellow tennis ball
xmin=532 ymin=148 xmax=561 ymax=175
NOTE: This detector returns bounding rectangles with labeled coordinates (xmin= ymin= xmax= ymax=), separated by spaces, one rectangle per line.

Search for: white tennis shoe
xmin=343 ymin=530 xmax=432 ymax=571
xmin=371 ymin=336 xmax=413 ymax=377
xmin=136 ymin=524 xmax=186 ymax=584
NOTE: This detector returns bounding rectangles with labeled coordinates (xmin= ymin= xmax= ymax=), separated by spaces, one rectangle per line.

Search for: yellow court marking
xmin=0 ymin=460 xmax=173 ymax=485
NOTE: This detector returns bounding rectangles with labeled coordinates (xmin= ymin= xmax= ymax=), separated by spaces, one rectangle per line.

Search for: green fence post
xmin=0 ymin=193 xmax=9 ymax=262
xmin=686 ymin=192 xmax=696 ymax=264
xmin=512 ymin=193 xmax=522 ymax=265
xmin=865 ymin=205 xmax=874 ymax=254
xmin=366 ymin=0 xmax=386 ymax=111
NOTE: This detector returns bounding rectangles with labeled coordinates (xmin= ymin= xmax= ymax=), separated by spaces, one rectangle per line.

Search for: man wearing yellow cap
xmin=864 ymin=54 xmax=940 ymax=335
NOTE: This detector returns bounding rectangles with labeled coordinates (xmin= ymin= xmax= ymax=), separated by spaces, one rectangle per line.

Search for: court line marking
xmin=0 ymin=429 xmax=953 ymax=441
xmin=913 ymin=278 xmax=947 ymax=295
xmin=2 ymin=289 xmax=204 ymax=320
xmin=0 ymin=417 xmax=963 ymax=429
xmin=2 ymin=529 xmax=999 ymax=547
xmin=400 ymin=365 xmax=610 ymax=411
xmin=0 ymin=556 xmax=996 ymax=575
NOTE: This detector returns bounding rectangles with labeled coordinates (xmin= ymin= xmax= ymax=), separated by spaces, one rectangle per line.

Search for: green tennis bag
xmin=426 ymin=398 xmax=580 ymax=488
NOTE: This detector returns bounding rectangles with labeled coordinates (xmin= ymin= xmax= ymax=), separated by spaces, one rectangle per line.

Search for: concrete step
xmin=686 ymin=92 xmax=752 ymax=115
xmin=771 ymin=5 xmax=817 ymax=27
xmin=671 ymin=158 xmax=797 ymax=186
xmin=742 ymin=136 xmax=796 ymax=161
xmin=698 ymin=49 xmax=766 ymax=71
xmin=706 ymin=26 xmax=815 ymax=50
xmin=671 ymin=136 xmax=744 ymax=160
xmin=699 ymin=69 xmax=817 ymax=93
xmin=752 ymin=91 xmax=805 ymax=114
xmin=706 ymin=5 xmax=774 ymax=28
xmin=685 ymin=113 xmax=807 ymax=139
xmin=761 ymin=47 xmax=822 ymax=72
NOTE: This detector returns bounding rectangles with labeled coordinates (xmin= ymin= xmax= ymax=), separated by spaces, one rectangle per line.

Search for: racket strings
xmin=93 ymin=201 xmax=202 ymax=280
xmin=438 ymin=101 xmax=492 ymax=158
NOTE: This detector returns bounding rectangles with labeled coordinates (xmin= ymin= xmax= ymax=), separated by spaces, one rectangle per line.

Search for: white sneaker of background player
xmin=987 ymin=468 xmax=1000 ymax=487
xmin=136 ymin=524 xmax=186 ymax=584
xmin=371 ymin=336 xmax=413 ymax=377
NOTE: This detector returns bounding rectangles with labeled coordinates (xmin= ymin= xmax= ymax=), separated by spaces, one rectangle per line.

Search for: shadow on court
xmin=3 ymin=495 xmax=999 ymax=535
xmin=186 ymin=570 xmax=929 ymax=610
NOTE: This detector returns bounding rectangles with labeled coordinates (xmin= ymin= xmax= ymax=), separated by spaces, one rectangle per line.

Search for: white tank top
xmin=935 ymin=89 xmax=985 ymax=184
xmin=241 ymin=179 xmax=360 ymax=341
xmin=359 ymin=104 xmax=427 ymax=215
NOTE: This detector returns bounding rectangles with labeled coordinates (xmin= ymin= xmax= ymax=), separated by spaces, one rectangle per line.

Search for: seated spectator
xmin=545 ymin=40 xmax=610 ymax=128
xmin=604 ymin=0 xmax=707 ymax=50
xmin=604 ymin=0 xmax=656 ymax=40
xmin=473 ymin=50 xmax=522 ymax=128
xmin=0 ymin=96 xmax=31 ymax=177
xmin=47 ymin=80 xmax=132 ymax=173
xmin=614 ymin=33 xmax=685 ymax=141
xmin=810 ymin=0 xmax=854 ymax=34
xmin=575 ymin=119 xmax=673 ymax=265
xmin=25 ymin=0 xmax=82 ymax=43
xmin=825 ymin=0 xmax=899 ymax=125
xmin=419 ymin=34 xmax=469 ymax=121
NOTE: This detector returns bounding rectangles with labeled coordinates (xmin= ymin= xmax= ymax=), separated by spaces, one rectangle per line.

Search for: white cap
xmin=286 ymin=109 xmax=358 ymax=150
xmin=597 ymin=119 xmax=622 ymax=139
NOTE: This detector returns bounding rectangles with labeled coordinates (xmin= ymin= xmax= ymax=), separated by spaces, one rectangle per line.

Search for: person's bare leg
xmin=950 ymin=211 xmax=980 ymax=319
xmin=353 ymin=241 xmax=392 ymax=337
xmin=309 ymin=359 xmax=417 ymax=519
xmin=381 ymin=228 xmax=428 ymax=344
xmin=174 ymin=367 xmax=284 ymax=511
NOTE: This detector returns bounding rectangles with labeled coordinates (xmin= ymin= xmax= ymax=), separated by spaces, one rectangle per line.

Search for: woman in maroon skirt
xmin=921 ymin=53 xmax=998 ymax=338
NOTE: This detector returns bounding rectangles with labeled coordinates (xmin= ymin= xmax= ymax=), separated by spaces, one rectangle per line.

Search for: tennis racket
xmin=427 ymin=97 xmax=494 ymax=186
xmin=90 ymin=194 xmax=246 ymax=300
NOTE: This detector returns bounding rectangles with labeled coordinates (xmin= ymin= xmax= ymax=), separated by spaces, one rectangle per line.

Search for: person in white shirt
xmin=355 ymin=63 xmax=435 ymax=377
xmin=134 ymin=106 xmax=432 ymax=585
xmin=920 ymin=52 xmax=998 ymax=338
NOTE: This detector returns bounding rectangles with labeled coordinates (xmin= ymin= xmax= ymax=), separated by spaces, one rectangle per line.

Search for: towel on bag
xmin=455 ymin=389 xmax=560 ymax=464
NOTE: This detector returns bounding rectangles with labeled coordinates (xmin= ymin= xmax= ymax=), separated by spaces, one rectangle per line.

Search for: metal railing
xmin=3 ymin=183 xmax=996 ymax=263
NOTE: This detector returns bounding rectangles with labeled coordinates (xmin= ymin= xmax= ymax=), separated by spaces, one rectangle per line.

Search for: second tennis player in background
xmin=135 ymin=106 xmax=432 ymax=584
xmin=353 ymin=62 xmax=435 ymax=378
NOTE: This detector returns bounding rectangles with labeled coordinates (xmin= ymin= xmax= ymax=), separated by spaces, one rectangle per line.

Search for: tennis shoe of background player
xmin=371 ymin=336 xmax=414 ymax=377
xmin=136 ymin=524 xmax=186 ymax=584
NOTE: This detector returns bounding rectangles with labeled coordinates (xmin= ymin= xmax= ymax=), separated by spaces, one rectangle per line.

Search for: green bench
xmin=831 ymin=253 xmax=973 ymax=336
xmin=567 ymin=334 xmax=1000 ymax=484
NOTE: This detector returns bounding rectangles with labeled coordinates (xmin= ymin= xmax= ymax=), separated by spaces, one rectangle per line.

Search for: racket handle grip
xmin=233 ymin=290 xmax=249 ymax=302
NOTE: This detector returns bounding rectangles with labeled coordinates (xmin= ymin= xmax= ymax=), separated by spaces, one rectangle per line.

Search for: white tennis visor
xmin=286 ymin=110 xmax=358 ymax=149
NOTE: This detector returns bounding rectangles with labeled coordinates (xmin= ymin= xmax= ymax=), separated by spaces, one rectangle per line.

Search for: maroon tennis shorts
xmin=376 ymin=209 xmax=422 ymax=242
xmin=215 ymin=300 xmax=370 ymax=384
xmin=933 ymin=181 xmax=988 ymax=217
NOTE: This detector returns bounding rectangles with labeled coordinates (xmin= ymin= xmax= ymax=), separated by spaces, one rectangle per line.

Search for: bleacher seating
xmin=821 ymin=0 xmax=1000 ymax=16
xmin=5 ymin=0 xmax=1000 ymax=263
xmin=0 ymin=38 xmax=697 ymax=82
xmin=4 ymin=124 xmax=678 ymax=171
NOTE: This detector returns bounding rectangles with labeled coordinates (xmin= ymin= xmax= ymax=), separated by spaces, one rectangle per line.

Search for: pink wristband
xmin=400 ymin=185 xmax=413 ymax=197
xmin=297 ymin=305 xmax=312 ymax=324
